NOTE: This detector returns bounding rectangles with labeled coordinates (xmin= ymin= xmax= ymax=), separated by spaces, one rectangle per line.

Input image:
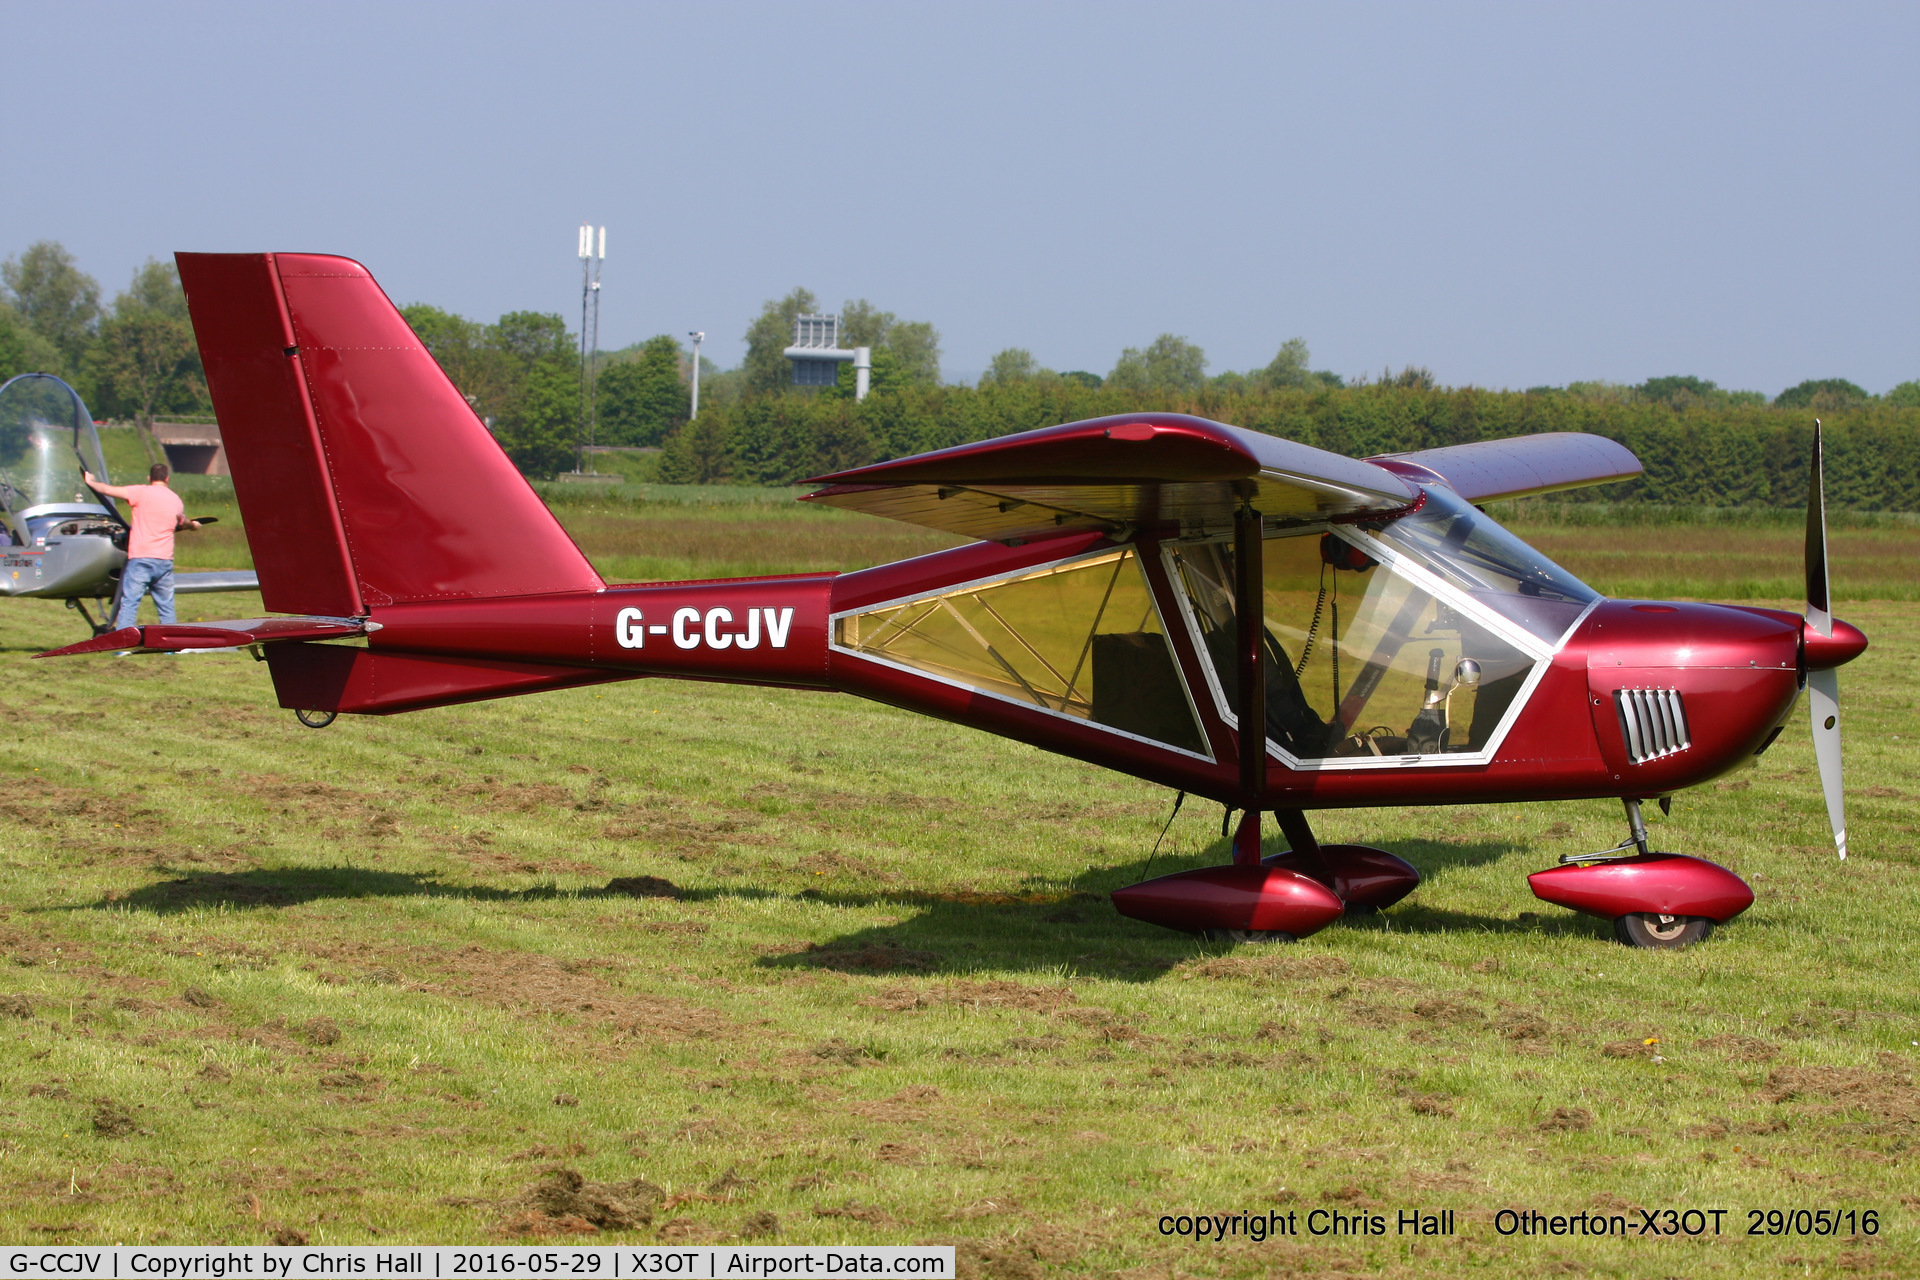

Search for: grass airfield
xmin=0 ymin=488 xmax=1915 ymax=1276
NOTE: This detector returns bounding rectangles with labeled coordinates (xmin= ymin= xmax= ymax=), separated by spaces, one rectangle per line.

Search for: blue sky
xmin=4 ymin=1 xmax=1914 ymax=392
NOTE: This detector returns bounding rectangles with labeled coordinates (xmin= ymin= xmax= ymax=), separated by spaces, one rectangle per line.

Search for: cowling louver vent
xmin=1615 ymin=687 xmax=1689 ymax=764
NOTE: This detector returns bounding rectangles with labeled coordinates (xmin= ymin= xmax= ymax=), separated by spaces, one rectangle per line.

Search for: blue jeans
xmin=115 ymin=557 xmax=176 ymax=628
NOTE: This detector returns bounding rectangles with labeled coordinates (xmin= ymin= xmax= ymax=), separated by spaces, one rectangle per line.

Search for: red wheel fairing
xmin=1527 ymin=854 xmax=1754 ymax=923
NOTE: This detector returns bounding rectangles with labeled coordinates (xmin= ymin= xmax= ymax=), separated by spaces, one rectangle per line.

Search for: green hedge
xmin=658 ymin=383 xmax=1920 ymax=511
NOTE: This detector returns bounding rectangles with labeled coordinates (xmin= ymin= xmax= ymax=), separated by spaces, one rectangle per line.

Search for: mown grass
xmin=1502 ymin=503 xmax=1920 ymax=603
xmin=3 ymin=488 xmax=1916 ymax=1273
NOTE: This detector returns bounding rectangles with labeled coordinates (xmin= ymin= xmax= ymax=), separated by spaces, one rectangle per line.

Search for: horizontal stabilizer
xmin=175 ymin=570 xmax=261 ymax=595
xmin=1368 ymin=433 xmax=1641 ymax=503
xmin=37 ymin=615 xmax=367 ymax=658
xmin=805 ymin=414 xmax=1416 ymax=542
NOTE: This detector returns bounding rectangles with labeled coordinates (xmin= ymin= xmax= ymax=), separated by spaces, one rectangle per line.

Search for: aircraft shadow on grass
xmin=77 ymin=866 xmax=782 ymax=915
xmin=754 ymin=834 xmax=1613 ymax=982
xmin=75 ymin=834 xmax=1608 ymax=977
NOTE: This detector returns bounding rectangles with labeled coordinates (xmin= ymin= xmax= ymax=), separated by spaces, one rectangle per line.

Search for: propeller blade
xmin=1807 ymin=667 xmax=1846 ymax=860
xmin=1801 ymin=419 xmax=1845 ymax=858
xmin=1804 ymin=419 xmax=1831 ymax=638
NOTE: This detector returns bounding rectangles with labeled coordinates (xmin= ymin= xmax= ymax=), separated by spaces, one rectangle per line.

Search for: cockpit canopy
xmin=1167 ymin=486 xmax=1594 ymax=764
xmin=832 ymin=484 xmax=1598 ymax=769
xmin=0 ymin=373 xmax=115 ymax=545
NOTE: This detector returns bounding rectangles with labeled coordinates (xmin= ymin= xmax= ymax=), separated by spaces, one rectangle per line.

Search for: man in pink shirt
xmin=83 ymin=463 xmax=202 ymax=629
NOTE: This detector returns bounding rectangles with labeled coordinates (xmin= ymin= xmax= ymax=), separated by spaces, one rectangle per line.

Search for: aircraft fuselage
xmin=255 ymin=529 xmax=1842 ymax=813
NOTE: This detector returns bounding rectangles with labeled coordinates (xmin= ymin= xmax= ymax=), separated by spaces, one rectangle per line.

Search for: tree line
xmin=6 ymin=241 xmax=1917 ymax=505
xmin=0 ymin=243 xmax=211 ymax=458
xmin=652 ymin=378 xmax=1920 ymax=510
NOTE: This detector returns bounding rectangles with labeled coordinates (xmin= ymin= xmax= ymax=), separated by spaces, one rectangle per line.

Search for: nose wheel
xmin=1203 ymin=928 xmax=1295 ymax=944
xmin=1613 ymin=911 xmax=1713 ymax=949
xmin=1528 ymin=799 xmax=1752 ymax=948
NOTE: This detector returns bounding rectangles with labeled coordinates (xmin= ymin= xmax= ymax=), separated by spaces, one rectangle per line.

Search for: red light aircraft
xmin=42 ymin=254 xmax=1869 ymax=949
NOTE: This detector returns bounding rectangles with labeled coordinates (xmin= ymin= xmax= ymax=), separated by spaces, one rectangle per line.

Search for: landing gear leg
xmin=1623 ymin=797 xmax=1650 ymax=855
xmin=1211 ymin=811 xmax=1294 ymax=942
xmin=1609 ymin=798 xmax=1710 ymax=948
xmin=68 ymin=597 xmax=112 ymax=636
xmin=1275 ymin=809 xmax=1369 ymax=914
xmin=1266 ymin=808 xmax=1420 ymax=913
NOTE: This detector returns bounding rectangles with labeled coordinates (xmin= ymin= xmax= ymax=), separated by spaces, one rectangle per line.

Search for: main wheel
xmin=1613 ymin=912 xmax=1713 ymax=949
xmin=1203 ymin=928 xmax=1296 ymax=944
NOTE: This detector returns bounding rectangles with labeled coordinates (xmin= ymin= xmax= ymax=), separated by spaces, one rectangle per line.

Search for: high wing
xmin=1367 ymin=432 xmax=1641 ymax=503
xmin=803 ymin=414 xmax=1418 ymax=542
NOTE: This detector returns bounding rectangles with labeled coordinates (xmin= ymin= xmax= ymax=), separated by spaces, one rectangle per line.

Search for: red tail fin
xmin=176 ymin=252 xmax=601 ymax=615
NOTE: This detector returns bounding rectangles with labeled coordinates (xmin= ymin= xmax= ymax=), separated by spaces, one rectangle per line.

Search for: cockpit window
xmin=834 ymin=547 xmax=1210 ymax=756
xmin=1375 ymin=485 xmax=1596 ymax=643
xmin=1170 ymin=529 xmax=1539 ymax=762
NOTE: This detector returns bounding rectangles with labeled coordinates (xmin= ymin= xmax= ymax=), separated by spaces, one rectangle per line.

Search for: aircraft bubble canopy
xmin=0 ymin=374 xmax=113 ymax=542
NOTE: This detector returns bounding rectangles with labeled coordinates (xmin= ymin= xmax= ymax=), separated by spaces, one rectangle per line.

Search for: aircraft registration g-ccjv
xmin=42 ymin=253 xmax=1869 ymax=949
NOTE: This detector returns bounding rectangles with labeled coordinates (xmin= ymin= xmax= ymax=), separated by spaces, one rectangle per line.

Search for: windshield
xmin=1374 ymin=485 xmax=1596 ymax=643
xmin=0 ymin=374 xmax=111 ymax=528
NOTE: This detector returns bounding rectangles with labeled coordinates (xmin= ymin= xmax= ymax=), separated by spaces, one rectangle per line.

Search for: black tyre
xmin=1204 ymin=928 xmax=1296 ymax=944
xmin=1613 ymin=912 xmax=1713 ymax=949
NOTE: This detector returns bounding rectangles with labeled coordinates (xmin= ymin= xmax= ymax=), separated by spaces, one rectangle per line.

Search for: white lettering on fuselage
xmin=614 ymin=605 xmax=794 ymax=652
xmin=673 ymin=607 xmax=700 ymax=648
xmin=616 ymin=607 xmax=644 ymax=647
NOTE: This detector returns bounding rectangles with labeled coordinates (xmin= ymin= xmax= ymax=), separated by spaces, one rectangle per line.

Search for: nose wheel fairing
xmin=1526 ymin=797 xmax=1754 ymax=947
xmin=1528 ymin=854 xmax=1754 ymax=926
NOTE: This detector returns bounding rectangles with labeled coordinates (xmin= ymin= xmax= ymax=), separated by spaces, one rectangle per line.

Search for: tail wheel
xmin=294 ymin=709 xmax=338 ymax=729
xmin=1204 ymin=929 xmax=1296 ymax=944
xmin=1613 ymin=912 xmax=1713 ymax=949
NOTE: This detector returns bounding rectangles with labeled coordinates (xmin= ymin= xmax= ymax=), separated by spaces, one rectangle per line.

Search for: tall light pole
xmin=688 ymin=331 xmax=705 ymax=420
xmin=576 ymin=223 xmax=605 ymax=473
